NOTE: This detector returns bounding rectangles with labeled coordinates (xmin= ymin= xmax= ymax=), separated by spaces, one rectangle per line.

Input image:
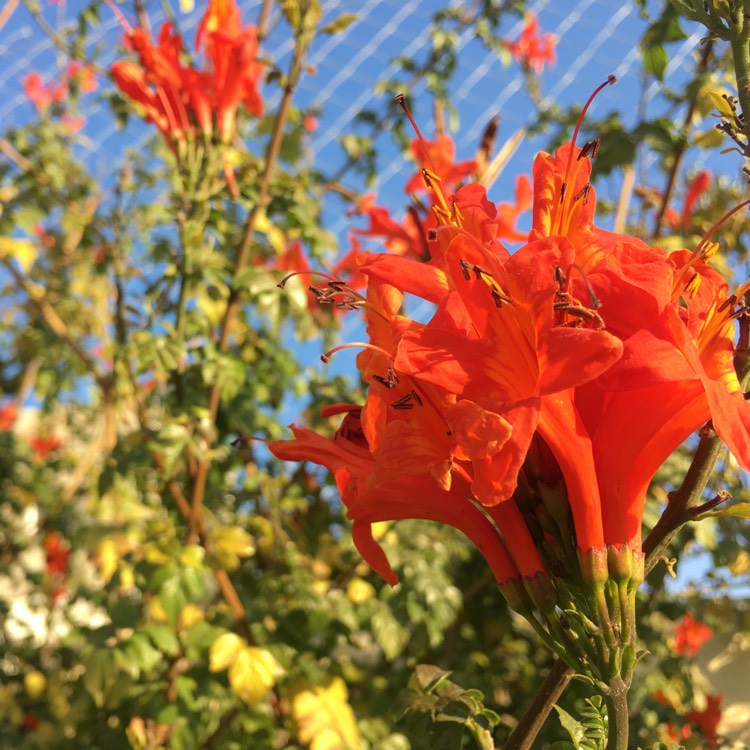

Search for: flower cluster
xmin=506 ymin=13 xmax=556 ymax=74
xmin=23 ymin=61 xmax=98 ymax=133
xmin=270 ymin=78 xmax=750 ymax=681
xmin=110 ymin=0 xmax=263 ymax=149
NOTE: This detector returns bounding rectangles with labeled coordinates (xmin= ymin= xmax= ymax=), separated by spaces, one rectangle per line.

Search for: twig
xmin=186 ymin=20 xmax=313 ymax=544
xmin=651 ymin=40 xmax=714 ymax=239
xmin=502 ymin=659 xmax=573 ymax=750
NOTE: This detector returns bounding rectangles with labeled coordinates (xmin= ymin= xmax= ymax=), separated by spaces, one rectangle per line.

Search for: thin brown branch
xmin=502 ymin=659 xmax=574 ymax=750
xmin=200 ymin=707 xmax=241 ymax=750
xmin=186 ymin=24 xmax=313 ymax=544
xmin=256 ymin=0 xmax=273 ymax=41
xmin=651 ymin=40 xmax=714 ymax=239
xmin=4 ymin=260 xmax=107 ymax=385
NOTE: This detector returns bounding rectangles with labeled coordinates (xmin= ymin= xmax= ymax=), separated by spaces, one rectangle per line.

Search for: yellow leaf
xmin=729 ymin=549 xmax=750 ymax=576
xmin=0 ymin=236 xmax=38 ymax=273
xmin=179 ymin=604 xmax=204 ymax=629
xmin=706 ymin=88 xmax=735 ymax=118
xmin=98 ymin=538 xmax=119 ymax=585
xmin=197 ymin=288 xmax=228 ymax=327
xmin=209 ymin=632 xmax=245 ymax=673
xmin=228 ymin=647 xmax=282 ymax=705
xmin=24 ymin=671 xmax=47 ymax=699
xmin=346 ymin=578 xmax=375 ymax=605
xmin=255 ymin=211 xmax=287 ymax=255
xmin=291 ymin=677 xmax=362 ymax=750
xmin=694 ymin=128 xmax=725 ymax=149
xmin=210 ymin=526 xmax=255 ymax=571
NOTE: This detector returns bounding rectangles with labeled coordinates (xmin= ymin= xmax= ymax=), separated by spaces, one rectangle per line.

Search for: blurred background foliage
xmin=0 ymin=0 xmax=749 ymax=748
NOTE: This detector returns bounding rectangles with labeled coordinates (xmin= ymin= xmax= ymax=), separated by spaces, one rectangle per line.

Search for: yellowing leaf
xmin=694 ymin=128 xmax=725 ymax=149
xmin=291 ymin=677 xmax=362 ymax=750
xmin=0 ymin=236 xmax=38 ymax=273
xmin=707 ymin=88 xmax=735 ymax=118
xmin=179 ymin=604 xmax=204 ymax=629
xmin=210 ymin=526 xmax=255 ymax=571
xmin=729 ymin=549 xmax=750 ymax=576
xmin=209 ymin=632 xmax=245 ymax=673
xmin=98 ymin=538 xmax=119 ymax=585
xmin=24 ymin=671 xmax=47 ymax=699
xmin=228 ymin=647 xmax=282 ymax=705
xmin=346 ymin=578 xmax=375 ymax=605
xmin=255 ymin=211 xmax=286 ymax=255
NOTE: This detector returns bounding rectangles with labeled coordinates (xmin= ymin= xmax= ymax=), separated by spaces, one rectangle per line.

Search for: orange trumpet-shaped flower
xmin=533 ymin=140 xmax=750 ymax=550
xmin=507 ymin=13 xmax=556 ymax=74
xmin=404 ymin=134 xmax=476 ymax=195
xmin=268 ymin=406 xmax=524 ymax=587
xmin=110 ymin=0 xmax=263 ymax=147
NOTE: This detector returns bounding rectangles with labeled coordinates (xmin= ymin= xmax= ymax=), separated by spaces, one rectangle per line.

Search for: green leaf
xmin=320 ymin=12 xmax=357 ymax=34
xmin=159 ymin=575 xmax=189 ymax=627
xmin=84 ymin=649 xmax=118 ymax=708
xmin=643 ymin=44 xmax=668 ymax=80
xmin=554 ymin=704 xmax=589 ymax=749
xmin=702 ymin=501 xmax=750 ymax=519
xmin=147 ymin=624 xmax=180 ymax=656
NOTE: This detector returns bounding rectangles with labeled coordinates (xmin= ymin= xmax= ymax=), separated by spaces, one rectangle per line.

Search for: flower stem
xmin=502 ymin=659 xmax=573 ymax=750
xmin=605 ymin=677 xmax=629 ymax=750
xmin=729 ymin=7 xmax=750 ymax=154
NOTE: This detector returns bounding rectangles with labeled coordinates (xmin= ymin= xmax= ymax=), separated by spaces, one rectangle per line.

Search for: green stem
xmin=729 ymin=7 xmax=750 ymax=152
xmin=605 ymin=677 xmax=629 ymax=750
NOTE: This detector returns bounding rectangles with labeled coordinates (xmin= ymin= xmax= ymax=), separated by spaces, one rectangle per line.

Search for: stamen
xmin=578 ymin=138 xmax=601 ymax=160
xmin=552 ymin=264 xmax=604 ymax=329
xmin=320 ymin=341 xmax=394 ymax=365
xmin=459 ymin=258 xmax=513 ymax=306
xmin=392 ymin=393 xmax=416 ymax=410
xmin=556 ymin=76 xmax=616 ymax=229
xmin=558 ymin=263 xmax=602 ymax=309
xmin=695 ymin=199 xmax=750 ymax=258
xmin=104 ymin=0 xmax=135 ymax=33
xmin=573 ymin=184 xmax=591 ymax=203
xmin=396 ymin=92 xmax=452 ymax=214
xmin=279 ymin=269 xmax=347 ymax=290
xmin=563 ymin=75 xmax=616 ymax=186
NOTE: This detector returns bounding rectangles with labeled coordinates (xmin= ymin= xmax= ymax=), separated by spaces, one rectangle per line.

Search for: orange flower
xmin=674 ymin=612 xmax=713 ymax=656
xmin=508 ymin=13 xmax=556 ymax=74
xmin=685 ymin=694 xmax=723 ymax=747
xmin=44 ymin=530 xmax=70 ymax=600
xmin=110 ymin=0 xmax=264 ymax=147
xmin=30 ymin=434 xmax=62 ymax=460
xmin=0 ymin=400 xmax=16 ymax=431
xmin=404 ymin=133 xmax=476 ymax=195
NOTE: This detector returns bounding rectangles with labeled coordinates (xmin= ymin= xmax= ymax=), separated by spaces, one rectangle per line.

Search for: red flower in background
xmin=30 ymin=434 xmax=62 ymax=460
xmin=507 ymin=13 xmax=556 ymax=73
xmin=23 ymin=72 xmax=67 ymax=113
xmin=674 ymin=612 xmax=713 ymax=656
xmin=664 ymin=170 xmax=712 ymax=231
xmin=110 ymin=0 xmax=264 ymax=147
xmin=0 ymin=400 xmax=16 ymax=431
xmin=686 ymin=694 xmax=723 ymax=747
xmin=44 ymin=530 xmax=70 ymax=600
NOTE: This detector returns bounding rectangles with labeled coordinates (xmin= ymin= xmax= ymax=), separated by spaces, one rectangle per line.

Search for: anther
xmin=718 ymin=294 xmax=737 ymax=313
xmin=573 ymin=184 xmax=591 ymax=203
xmin=578 ymin=138 xmax=601 ymax=160
xmin=491 ymin=289 xmax=512 ymax=307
